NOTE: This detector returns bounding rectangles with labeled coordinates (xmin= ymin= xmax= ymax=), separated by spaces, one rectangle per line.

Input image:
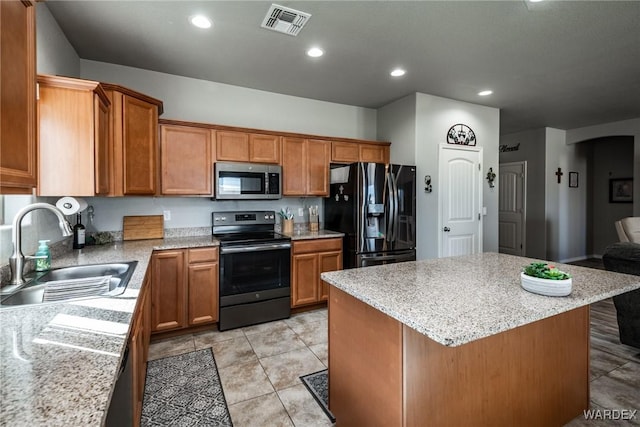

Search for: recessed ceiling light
xmin=478 ymin=90 xmax=493 ymax=96
xmin=307 ymin=47 xmax=324 ymax=58
xmin=190 ymin=15 xmax=212 ymax=29
xmin=390 ymin=68 xmax=406 ymax=77
xmin=529 ymin=0 xmax=544 ymax=2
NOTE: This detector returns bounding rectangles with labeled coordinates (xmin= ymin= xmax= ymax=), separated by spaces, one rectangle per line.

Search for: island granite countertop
xmin=0 ymin=235 xmax=219 ymax=427
xmin=321 ymin=252 xmax=640 ymax=347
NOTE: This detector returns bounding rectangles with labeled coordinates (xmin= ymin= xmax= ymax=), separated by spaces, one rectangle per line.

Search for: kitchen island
xmin=321 ymin=253 xmax=640 ymax=427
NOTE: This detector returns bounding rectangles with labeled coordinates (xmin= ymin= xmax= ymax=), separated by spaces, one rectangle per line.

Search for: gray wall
xmin=587 ymin=136 xmax=634 ymax=256
xmin=499 ymin=128 xmax=547 ymax=259
xmin=36 ymin=3 xmax=80 ymax=77
xmin=566 ymin=118 xmax=640 ymax=217
xmin=377 ymin=95 xmax=417 ymax=165
xmin=80 ymin=60 xmax=376 ymax=140
xmin=378 ymin=93 xmax=500 ymax=260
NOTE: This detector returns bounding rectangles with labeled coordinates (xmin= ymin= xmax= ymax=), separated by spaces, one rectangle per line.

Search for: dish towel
xmin=42 ymin=275 xmax=111 ymax=302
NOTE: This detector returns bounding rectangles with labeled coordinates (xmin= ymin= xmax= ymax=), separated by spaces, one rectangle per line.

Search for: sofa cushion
xmin=602 ymin=242 xmax=640 ymax=349
xmin=620 ymin=217 xmax=640 ymax=243
xmin=602 ymin=242 xmax=640 ymax=275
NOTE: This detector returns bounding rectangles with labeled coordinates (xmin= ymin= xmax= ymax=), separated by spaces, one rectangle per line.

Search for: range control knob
xmin=269 ymin=214 xmax=274 ymax=219
xmin=220 ymin=216 xmax=226 ymax=221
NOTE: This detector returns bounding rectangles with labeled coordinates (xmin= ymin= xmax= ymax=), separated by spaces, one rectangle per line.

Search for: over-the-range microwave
xmin=214 ymin=162 xmax=282 ymax=200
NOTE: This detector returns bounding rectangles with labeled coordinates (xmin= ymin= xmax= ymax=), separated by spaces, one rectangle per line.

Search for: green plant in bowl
xmin=523 ymin=262 xmax=571 ymax=281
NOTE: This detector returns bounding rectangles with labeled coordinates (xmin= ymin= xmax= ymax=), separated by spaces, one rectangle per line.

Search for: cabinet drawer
xmin=188 ymin=247 xmax=219 ymax=263
xmin=293 ymin=238 xmax=342 ymax=255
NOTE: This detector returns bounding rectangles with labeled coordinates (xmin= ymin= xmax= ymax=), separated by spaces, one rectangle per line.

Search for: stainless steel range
xmin=212 ymin=210 xmax=291 ymax=331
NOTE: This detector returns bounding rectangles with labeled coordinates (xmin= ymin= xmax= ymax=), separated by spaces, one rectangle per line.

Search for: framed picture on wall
xmin=609 ymin=178 xmax=633 ymax=203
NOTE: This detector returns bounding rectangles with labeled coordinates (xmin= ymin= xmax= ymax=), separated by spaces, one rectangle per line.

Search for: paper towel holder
xmin=55 ymin=196 xmax=88 ymax=215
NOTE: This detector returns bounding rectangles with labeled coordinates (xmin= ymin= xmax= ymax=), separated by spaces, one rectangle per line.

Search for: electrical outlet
xmin=298 ymin=208 xmax=304 ymax=217
xmin=163 ymin=210 xmax=171 ymax=221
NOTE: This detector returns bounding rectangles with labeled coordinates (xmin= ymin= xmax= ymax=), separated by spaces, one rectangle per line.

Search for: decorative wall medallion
xmin=446 ymin=124 xmax=477 ymax=146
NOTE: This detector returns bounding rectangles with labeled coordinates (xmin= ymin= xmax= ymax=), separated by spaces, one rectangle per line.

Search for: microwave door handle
xmin=264 ymin=172 xmax=268 ymax=194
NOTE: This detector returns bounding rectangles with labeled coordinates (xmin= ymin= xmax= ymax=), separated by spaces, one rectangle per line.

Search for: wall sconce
xmin=486 ymin=167 xmax=496 ymax=188
xmin=424 ymin=175 xmax=432 ymax=193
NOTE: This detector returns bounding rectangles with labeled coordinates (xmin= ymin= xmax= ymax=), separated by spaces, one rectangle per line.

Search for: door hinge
xmin=478 ymin=213 xmax=481 ymax=220
xmin=36 ymin=83 xmax=40 ymax=101
xmin=478 ymin=163 xmax=481 ymax=171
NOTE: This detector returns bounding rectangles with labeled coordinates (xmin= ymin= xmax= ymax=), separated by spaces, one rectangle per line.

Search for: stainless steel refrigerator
xmin=324 ymin=162 xmax=416 ymax=269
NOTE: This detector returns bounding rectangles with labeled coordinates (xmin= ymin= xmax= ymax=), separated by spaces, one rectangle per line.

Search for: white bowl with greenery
xmin=521 ymin=262 xmax=572 ymax=297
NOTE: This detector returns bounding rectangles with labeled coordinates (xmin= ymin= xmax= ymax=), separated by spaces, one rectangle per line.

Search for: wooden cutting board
xmin=123 ymin=215 xmax=164 ymax=241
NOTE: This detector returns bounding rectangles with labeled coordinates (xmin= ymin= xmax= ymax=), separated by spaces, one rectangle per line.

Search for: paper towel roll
xmin=56 ymin=197 xmax=88 ymax=215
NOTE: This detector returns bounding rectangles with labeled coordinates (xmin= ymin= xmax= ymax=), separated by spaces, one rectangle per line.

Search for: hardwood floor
xmin=566 ymin=298 xmax=640 ymax=426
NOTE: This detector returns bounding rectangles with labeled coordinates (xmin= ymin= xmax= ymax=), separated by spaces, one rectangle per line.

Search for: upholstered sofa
xmin=602 ymin=242 xmax=640 ymax=348
xmin=615 ymin=217 xmax=640 ymax=243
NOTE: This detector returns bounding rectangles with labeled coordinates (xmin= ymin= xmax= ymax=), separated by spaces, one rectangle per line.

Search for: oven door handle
xmin=220 ymin=243 xmax=291 ymax=254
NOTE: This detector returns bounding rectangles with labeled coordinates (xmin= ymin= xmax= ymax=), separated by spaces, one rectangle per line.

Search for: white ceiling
xmin=45 ymin=1 xmax=640 ymax=135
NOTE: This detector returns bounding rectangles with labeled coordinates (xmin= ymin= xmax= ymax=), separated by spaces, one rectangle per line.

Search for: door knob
xmin=443 ymin=227 xmax=451 ymax=232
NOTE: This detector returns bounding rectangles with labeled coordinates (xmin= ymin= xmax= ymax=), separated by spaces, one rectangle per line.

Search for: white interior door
xmin=499 ymin=162 xmax=526 ymax=256
xmin=438 ymin=145 xmax=483 ymax=257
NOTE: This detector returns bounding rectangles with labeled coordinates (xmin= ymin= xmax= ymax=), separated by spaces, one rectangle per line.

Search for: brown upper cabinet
xmin=359 ymin=142 xmax=390 ymax=164
xmin=282 ymin=137 xmax=330 ymax=197
xmin=37 ymin=75 xmax=111 ymax=196
xmin=160 ymin=122 xmax=215 ymax=195
xmin=332 ymin=141 xmax=390 ymax=164
xmin=102 ymin=83 xmax=163 ymax=196
xmin=0 ymin=1 xmax=36 ymax=194
xmin=216 ymin=130 xmax=280 ymax=164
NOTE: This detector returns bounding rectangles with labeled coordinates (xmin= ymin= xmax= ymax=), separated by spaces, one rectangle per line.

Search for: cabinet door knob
xmin=443 ymin=227 xmax=451 ymax=232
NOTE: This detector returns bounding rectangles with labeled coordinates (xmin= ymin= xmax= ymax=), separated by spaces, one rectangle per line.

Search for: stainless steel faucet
xmin=3 ymin=203 xmax=73 ymax=293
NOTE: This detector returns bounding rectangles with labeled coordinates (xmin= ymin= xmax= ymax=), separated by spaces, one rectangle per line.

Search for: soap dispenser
xmin=35 ymin=240 xmax=52 ymax=272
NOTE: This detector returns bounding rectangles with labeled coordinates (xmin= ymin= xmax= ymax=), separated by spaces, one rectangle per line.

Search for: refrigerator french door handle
xmin=392 ymin=169 xmax=400 ymax=242
xmin=384 ymin=171 xmax=395 ymax=242
xmin=359 ymin=163 xmax=367 ymax=251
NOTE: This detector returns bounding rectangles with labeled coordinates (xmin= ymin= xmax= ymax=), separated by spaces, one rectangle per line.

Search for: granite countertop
xmin=279 ymin=229 xmax=344 ymax=240
xmin=321 ymin=252 xmax=640 ymax=347
xmin=0 ymin=235 xmax=219 ymax=427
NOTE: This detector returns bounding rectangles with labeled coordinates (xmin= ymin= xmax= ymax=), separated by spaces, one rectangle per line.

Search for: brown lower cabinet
xmin=151 ymin=247 xmax=219 ymax=333
xmin=291 ymin=238 xmax=343 ymax=307
xmin=131 ymin=273 xmax=151 ymax=427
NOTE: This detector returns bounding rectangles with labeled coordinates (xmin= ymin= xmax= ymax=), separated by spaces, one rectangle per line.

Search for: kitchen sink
xmin=0 ymin=261 xmax=138 ymax=307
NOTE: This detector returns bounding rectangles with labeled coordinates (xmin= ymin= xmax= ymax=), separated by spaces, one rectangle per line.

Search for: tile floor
xmin=147 ymin=309 xmax=332 ymax=427
xmin=148 ymin=298 xmax=640 ymax=426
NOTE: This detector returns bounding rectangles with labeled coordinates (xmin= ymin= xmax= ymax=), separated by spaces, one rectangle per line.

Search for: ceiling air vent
xmin=261 ymin=4 xmax=311 ymax=36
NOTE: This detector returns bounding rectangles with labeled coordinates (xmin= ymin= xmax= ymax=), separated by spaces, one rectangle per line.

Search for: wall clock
xmin=446 ymin=124 xmax=476 ymax=146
